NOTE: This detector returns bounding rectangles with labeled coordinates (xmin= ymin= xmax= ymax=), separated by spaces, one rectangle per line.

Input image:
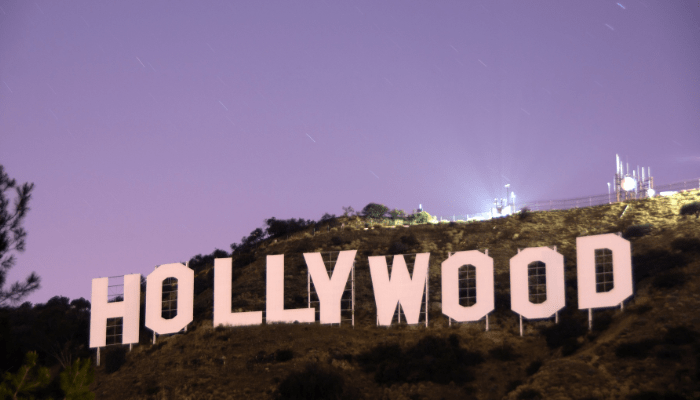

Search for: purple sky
xmin=1 ymin=1 xmax=699 ymax=304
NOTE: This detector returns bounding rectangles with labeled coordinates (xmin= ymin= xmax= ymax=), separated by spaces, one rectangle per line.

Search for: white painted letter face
xmin=266 ymin=254 xmax=315 ymax=324
xmin=145 ymin=263 xmax=194 ymax=335
xmin=510 ymin=247 xmax=566 ymax=319
xmin=368 ymin=253 xmax=430 ymax=326
xmin=89 ymin=274 xmax=141 ymax=348
xmin=441 ymin=251 xmax=494 ymax=322
xmin=304 ymin=250 xmax=356 ymax=324
xmin=576 ymin=233 xmax=633 ymax=310
xmin=88 ymin=234 xmax=638 ymax=338
xmin=213 ymin=258 xmax=263 ymax=327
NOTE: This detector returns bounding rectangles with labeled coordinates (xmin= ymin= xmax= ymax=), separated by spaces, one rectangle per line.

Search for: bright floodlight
xmin=621 ymin=176 xmax=637 ymax=191
xmin=647 ymin=188 xmax=655 ymax=197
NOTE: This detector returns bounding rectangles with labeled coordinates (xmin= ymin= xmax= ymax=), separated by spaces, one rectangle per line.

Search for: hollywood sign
xmin=89 ymin=233 xmax=632 ymax=348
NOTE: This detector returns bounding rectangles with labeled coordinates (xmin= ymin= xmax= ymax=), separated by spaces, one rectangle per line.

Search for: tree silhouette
xmin=680 ymin=201 xmax=700 ymax=219
xmin=0 ymin=164 xmax=39 ymax=305
xmin=361 ymin=203 xmax=389 ymax=219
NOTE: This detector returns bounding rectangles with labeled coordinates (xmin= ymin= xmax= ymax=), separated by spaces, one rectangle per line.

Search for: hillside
xmin=91 ymin=190 xmax=700 ymax=400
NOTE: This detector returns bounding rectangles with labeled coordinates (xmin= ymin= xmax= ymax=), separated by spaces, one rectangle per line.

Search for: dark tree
xmin=0 ymin=165 xmax=39 ymax=306
xmin=320 ymin=213 xmax=336 ymax=222
xmin=680 ymin=201 xmax=700 ymax=219
xmin=361 ymin=203 xmax=389 ymax=219
xmin=263 ymin=217 xmax=312 ymax=239
xmin=231 ymin=227 xmax=266 ymax=254
xmin=188 ymin=248 xmax=230 ymax=272
xmin=341 ymin=206 xmax=355 ymax=217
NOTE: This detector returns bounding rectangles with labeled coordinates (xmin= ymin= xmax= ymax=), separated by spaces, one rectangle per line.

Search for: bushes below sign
xmin=356 ymin=334 xmax=485 ymax=385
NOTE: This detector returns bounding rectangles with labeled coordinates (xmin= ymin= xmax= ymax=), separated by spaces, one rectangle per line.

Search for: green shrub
xmin=518 ymin=207 xmax=532 ymax=221
xmin=145 ymin=341 xmax=165 ymax=354
xmin=330 ymin=352 xmax=353 ymax=362
xmin=341 ymin=206 xmax=355 ymax=217
xmin=275 ymin=349 xmax=294 ymax=362
xmin=670 ymin=237 xmax=700 ymax=254
xmin=652 ymin=271 xmax=687 ymax=290
xmin=400 ymin=234 xmax=420 ymax=246
xmin=0 ymin=352 xmax=51 ymax=399
xmin=525 ymin=360 xmax=542 ymax=376
xmin=388 ymin=209 xmax=406 ymax=219
xmin=292 ymin=238 xmax=316 ymax=254
xmin=622 ymin=224 xmax=653 ymax=239
xmin=143 ymin=377 xmax=160 ymax=396
xmin=231 ymin=227 xmax=266 ymax=253
xmin=631 ymin=304 xmax=652 ymax=314
xmin=614 ymin=338 xmax=661 ymax=358
xmin=654 ymin=345 xmax=682 ymax=361
xmin=251 ymin=349 xmax=295 ymax=364
xmin=627 ymin=390 xmax=687 ymax=400
xmin=320 ymin=213 xmax=336 ymax=222
xmin=60 ymin=358 xmax=95 ymax=400
xmin=356 ymin=335 xmax=484 ymax=385
xmin=265 ymin=217 xmax=314 ymax=239
xmin=488 ymin=343 xmax=518 ymax=361
xmin=561 ymin=337 xmax=580 ymax=356
xmin=387 ymin=241 xmax=408 ymax=255
xmin=361 ymin=203 xmax=389 ymax=219
xmin=592 ymin=310 xmax=614 ymax=332
xmin=506 ymin=379 xmax=523 ymax=394
xmin=277 ymin=363 xmax=353 ymax=400
xmin=103 ymin=346 xmax=127 ymax=374
xmin=412 ymin=211 xmax=432 ymax=224
xmin=538 ymin=314 xmax=587 ymax=349
xmin=188 ymin=249 xmax=230 ymax=273
xmin=194 ymin=268 xmax=213 ymax=296
xmin=517 ymin=388 xmax=543 ymax=400
xmin=679 ymin=201 xmax=700 ymax=218
xmin=493 ymin=289 xmax=511 ymax=316
xmin=632 ymin=249 xmax=687 ymax=285
xmin=663 ymin=326 xmax=698 ymax=346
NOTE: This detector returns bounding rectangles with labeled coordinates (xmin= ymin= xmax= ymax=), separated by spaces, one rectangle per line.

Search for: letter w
xmin=368 ymin=253 xmax=430 ymax=326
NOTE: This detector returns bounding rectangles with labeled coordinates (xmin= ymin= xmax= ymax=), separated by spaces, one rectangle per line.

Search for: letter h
xmin=89 ymin=274 xmax=141 ymax=348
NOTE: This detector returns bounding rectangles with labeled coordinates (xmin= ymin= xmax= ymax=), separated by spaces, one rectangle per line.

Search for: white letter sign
xmin=510 ymin=247 xmax=565 ymax=319
xmin=88 ymin=233 xmax=637 ymax=342
xmin=368 ymin=253 xmax=430 ymax=326
xmin=145 ymin=263 xmax=194 ymax=335
xmin=576 ymin=233 xmax=633 ymax=310
xmin=214 ymin=258 xmax=262 ymax=327
xmin=441 ymin=250 xmax=494 ymax=322
xmin=304 ymin=250 xmax=356 ymax=324
xmin=266 ymin=254 xmax=315 ymax=324
xmin=89 ymin=274 xmax=141 ymax=348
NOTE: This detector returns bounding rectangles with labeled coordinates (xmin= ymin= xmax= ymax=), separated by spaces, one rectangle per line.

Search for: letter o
xmin=146 ymin=263 xmax=194 ymax=335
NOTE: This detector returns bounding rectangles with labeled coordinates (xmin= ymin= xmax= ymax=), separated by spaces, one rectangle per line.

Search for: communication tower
xmin=614 ymin=154 xmax=654 ymax=202
xmin=491 ymin=184 xmax=516 ymax=218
